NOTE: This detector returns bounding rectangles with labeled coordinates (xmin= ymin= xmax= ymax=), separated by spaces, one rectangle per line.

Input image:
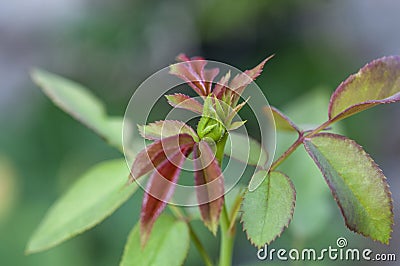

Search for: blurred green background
xmin=0 ymin=0 xmax=399 ymax=265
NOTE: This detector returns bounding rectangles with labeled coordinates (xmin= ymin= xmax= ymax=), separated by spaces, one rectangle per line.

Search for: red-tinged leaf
xmin=204 ymin=68 xmax=220 ymax=95
xmin=213 ymin=71 xmax=231 ymax=98
xmin=329 ymin=56 xmax=400 ymax=122
xmin=170 ymin=63 xmax=206 ymax=96
xmin=175 ymin=53 xmax=204 ymax=63
xmin=129 ymin=134 xmax=195 ymax=182
xmin=229 ymin=55 xmax=273 ymax=98
xmin=138 ymin=120 xmax=199 ymax=142
xmin=140 ymin=146 xmax=191 ymax=245
xmin=165 ymin=93 xmax=203 ymax=114
xmin=170 ymin=54 xmax=218 ymax=96
xmin=304 ymin=133 xmax=394 ymax=244
xmin=267 ymin=106 xmax=301 ymax=133
xmin=176 ymin=53 xmax=194 ymax=62
xmin=243 ymin=55 xmax=274 ymax=81
xmin=193 ymin=141 xmax=224 ymax=234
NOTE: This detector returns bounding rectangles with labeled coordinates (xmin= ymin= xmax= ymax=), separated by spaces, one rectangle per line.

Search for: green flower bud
xmin=197 ymin=116 xmax=225 ymax=142
xmin=197 ymin=96 xmax=225 ymax=142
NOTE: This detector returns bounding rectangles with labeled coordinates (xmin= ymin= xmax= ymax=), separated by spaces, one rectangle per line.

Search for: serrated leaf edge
xmin=303 ymin=133 xmax=394 ymax=244
xmin=328 ymin=56 xmax=400 ymax=122
xmin=240 ymin=171 xmax=296 ymax=248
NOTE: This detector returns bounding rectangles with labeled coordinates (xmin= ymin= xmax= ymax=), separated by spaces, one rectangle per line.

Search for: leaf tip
xmin=139 ymin=222 xmax=152 ymax=249
xmin=29 ymin=68 xmax=39 ymax=80
xmin=24 ymin=245 xmax=35 ymax=256
xmin=207 ymin=222 xmax=219 ymax=236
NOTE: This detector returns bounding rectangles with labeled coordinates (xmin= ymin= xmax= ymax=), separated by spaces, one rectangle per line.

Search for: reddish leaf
xmin=193 ymin=141 xmax=224 ymax=234
xmin=176 ymin=53 xmax=198 ymax=62
xmin=129 ymin=134 xmax=195 ymax=183
xmin=213 ymin=71 xmax=231 ymax=98
xmin=140 ymin=146 xmax=192 ymax=245
xmin=329 ymin=56 xmax=400 ymax=122
xmin=165 ymin=93 xmax=204 ymax=114
xmin=138 ymin=120 xmax=199 ymax=142
xmin=243 ymin=55 xmax=273 ymax=80
xmin=229 ymin=55 xmax=273 ymax=99
xmin=204 ymin=68 xmax=220 ymax=95
xmin=170 ymin=54 xmax=219 ymax=96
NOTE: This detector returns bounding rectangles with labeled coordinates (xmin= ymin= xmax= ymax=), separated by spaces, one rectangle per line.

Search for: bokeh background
xmin=0 ymin=0 xmax=399 ymax=265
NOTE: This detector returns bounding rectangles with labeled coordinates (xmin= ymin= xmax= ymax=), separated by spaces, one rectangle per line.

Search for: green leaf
xmin=26 ymin=159 xmax=137 ymax=253
xmin=224 ymin=98 xmax=249 ymax=126
xmin=224 ymin=132 xmax=268 ymax=167
xmin=120 ymin=214 xmax=190 ymax=266
xmin=138 ymin=120 xmax=199 ymax=142
xmin=268 ymin=106 xmax=300 ymax=133
xmin=303 ymin=133 xmax=393 ymax=244
xmin=228 ymin=120 xmax=247 ymax=131
xmin=329 ymin=56 xmax=400 ymax=122
xmin=31 ymin=69 xmax=123 ymax=151
xmin=241 ymin=171 xmax=296 ymax=248
xmin=277 ymin=89 xmax=344 ymax=238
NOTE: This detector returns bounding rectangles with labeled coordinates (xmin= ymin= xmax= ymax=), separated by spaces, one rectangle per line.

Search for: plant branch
xmin=228 ymin=190 xmax=245 ymax=234
xmin=189 ymin=225 xmax=214 ymax=266
xmin=219 ymin=204 xmax=234 ymax=266
xmin=215 ymin=133 xmax=235 ymax=266
xmin=269 ymin=133 xmax=304 ymax=172
xmin=306 ymin=120 xmax=332 ymax=138
xmin=269 ymin=120 xmax=333 ymax=172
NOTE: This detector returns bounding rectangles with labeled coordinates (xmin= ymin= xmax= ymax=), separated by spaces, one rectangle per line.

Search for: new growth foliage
xmin=28 ymin=55 xmax=399 ymax=266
